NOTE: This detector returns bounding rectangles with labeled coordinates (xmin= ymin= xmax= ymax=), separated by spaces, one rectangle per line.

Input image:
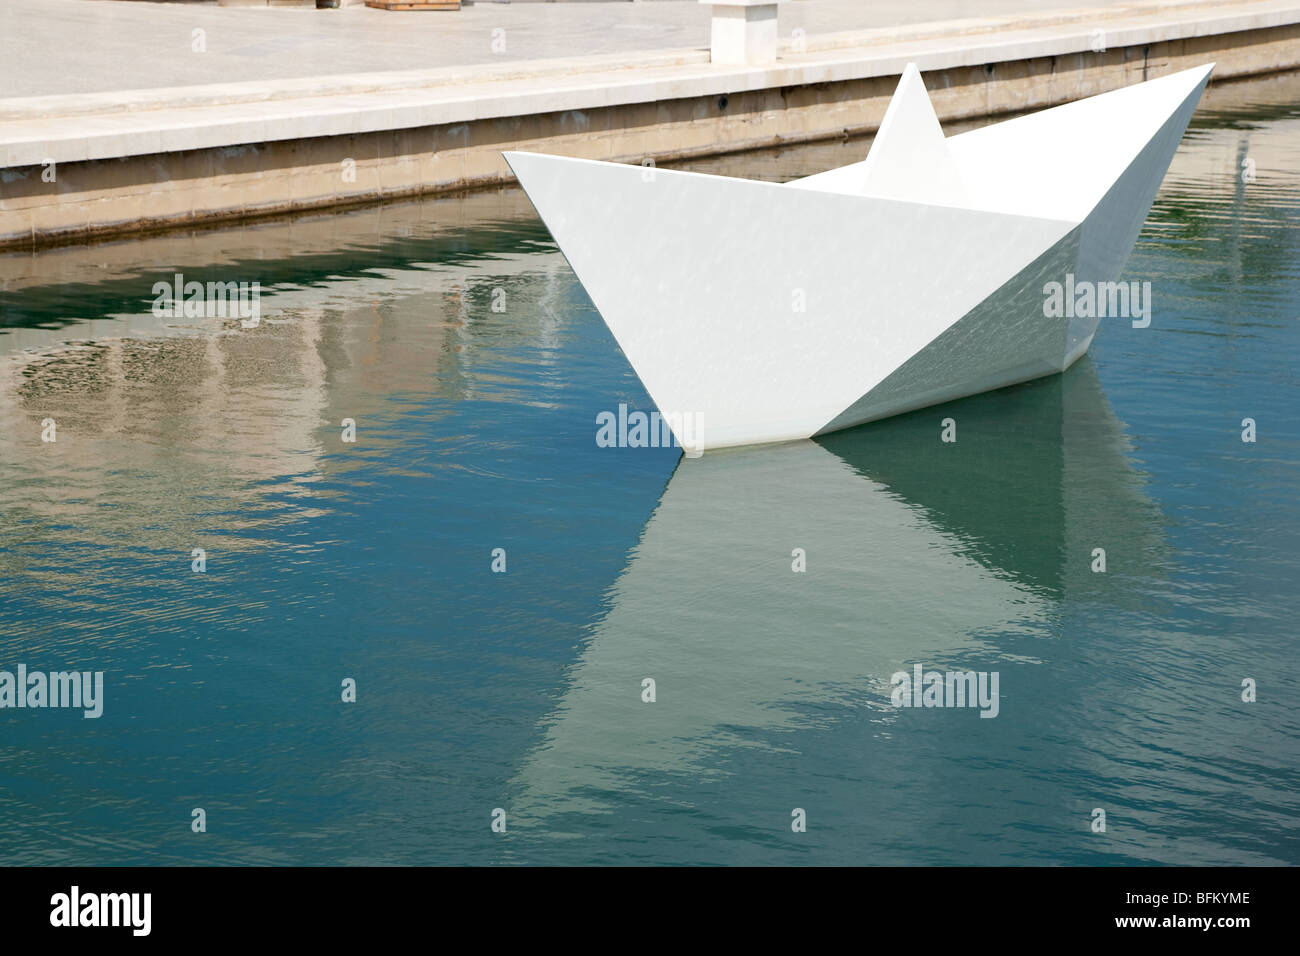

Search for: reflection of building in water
xmin=0 ymin=312 xmax=333 ymax=555
xmin=507 ymin=358 xmax=1166 ymax=828
xmin=0 ymin=192 xmax=567 ymax=563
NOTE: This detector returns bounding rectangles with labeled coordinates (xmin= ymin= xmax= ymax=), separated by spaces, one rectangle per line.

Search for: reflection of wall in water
xmin=0 ymin=312 xmax=331 ymax=555
xmin=0 ymin=242 xmax=568 ymax=558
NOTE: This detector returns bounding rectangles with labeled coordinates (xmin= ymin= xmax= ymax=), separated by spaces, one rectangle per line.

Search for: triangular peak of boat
xmin=792 ymin=62 xmax=969 ymax=206
xmin=502 ymin=150 xmax=1076 ymax=226
xmin=787 ymin=62 xmax=1214 ymax=220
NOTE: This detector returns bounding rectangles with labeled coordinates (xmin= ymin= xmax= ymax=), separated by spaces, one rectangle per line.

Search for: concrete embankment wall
xmin=2 ymin=3 xmax=1298 ymax=249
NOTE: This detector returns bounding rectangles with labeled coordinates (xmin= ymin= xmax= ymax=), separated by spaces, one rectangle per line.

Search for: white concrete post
xmin=699 ymin=0 xmax=781 ymax=66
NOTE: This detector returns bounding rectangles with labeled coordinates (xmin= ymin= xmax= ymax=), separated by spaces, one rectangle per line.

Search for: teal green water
xmin=0 ymin=73 xmax=1297 ymax=865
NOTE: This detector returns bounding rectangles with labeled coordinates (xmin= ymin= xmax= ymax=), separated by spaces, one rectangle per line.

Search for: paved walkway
xmin=5 ymin=0 xmax=1295 ymax=247
xmin=2 ymin=0 xmax=1140 ymax=96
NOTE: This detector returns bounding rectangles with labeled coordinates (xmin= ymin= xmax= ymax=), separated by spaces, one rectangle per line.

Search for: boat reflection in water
xmin=508 ymin=356 xmax=1166 ymax=831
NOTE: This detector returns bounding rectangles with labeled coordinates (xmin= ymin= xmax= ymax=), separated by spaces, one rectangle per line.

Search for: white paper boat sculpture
xmin=504 ymin=62 xmax=1213 ymax=452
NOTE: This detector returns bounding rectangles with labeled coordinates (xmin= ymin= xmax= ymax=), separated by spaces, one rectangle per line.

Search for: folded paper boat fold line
xmin=504 ymin=62 xmax=1214 ymax=452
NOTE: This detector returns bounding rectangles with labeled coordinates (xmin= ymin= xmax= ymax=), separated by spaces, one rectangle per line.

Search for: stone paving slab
xmin=2 ymin=0 xmax=1296 ymax=168
xmin=1 ymin=0 xmax=1143 ymax=97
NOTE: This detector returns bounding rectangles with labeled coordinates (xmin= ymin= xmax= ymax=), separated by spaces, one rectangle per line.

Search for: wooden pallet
xmin=365 ymin=1 xmax=461 ymax=10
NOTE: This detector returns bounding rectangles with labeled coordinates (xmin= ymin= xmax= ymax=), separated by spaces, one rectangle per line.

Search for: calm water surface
xmin=0 ymin=72 xmax=1297 ymax=865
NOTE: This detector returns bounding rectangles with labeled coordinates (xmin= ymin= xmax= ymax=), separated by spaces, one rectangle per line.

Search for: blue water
xmin=0 ymin=72 xmax=1297 ymax=866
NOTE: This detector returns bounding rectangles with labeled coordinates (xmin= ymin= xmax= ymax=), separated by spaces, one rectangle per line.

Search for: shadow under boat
xmin=506 ymin=356 xmax=1167 ymax=828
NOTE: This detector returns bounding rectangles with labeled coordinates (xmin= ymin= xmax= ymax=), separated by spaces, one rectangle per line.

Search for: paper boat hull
xmin=505 ymin=64 xmax=1212 ymax=451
